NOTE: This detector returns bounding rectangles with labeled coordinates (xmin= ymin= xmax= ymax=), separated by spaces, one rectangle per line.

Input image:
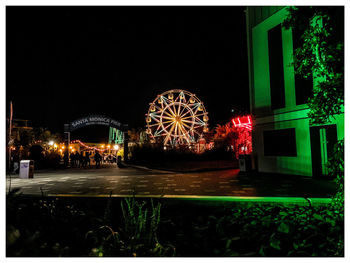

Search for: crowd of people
xmin=69 ymin=151 xmax=117 ymax=169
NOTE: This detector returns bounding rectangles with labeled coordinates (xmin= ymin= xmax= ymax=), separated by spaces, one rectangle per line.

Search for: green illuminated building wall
xmin=246 ymin=7 xmax=344 ymax=177
xmin=108 ymin=127 xmax=124 ymax=145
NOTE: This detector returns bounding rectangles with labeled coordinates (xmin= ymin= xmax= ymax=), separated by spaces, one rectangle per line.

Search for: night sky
xmin=6 ymin=6 xmax=249 ymax=142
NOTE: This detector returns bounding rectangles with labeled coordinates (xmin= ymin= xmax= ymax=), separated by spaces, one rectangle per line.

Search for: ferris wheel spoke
xmin=193 ymin=104 xmax=200 ymax=116
xmin=194 ymin=116 xmax=206 ymax=125
xmin=181 ymin=114 xmax=197 ymax=120
xmin=155 ymin=105 xmax=165 ymax=112
xmin=179 ymin=96 xmax=197 ymax=115
xmin=181 ymin=121 xmax=192 ymax=130
xmin=179 ymin=102 xmax=193 ymax=116
xmin=150 ymin=112 xmax=161 ymax=118
xmin=177 ymin=102 xmax=182 ymax=116
xmin=174 ymin=94 xmax=181 ymax=103
xmin=192 ymin=129 xmax=202 ymax=136
xmin=150 ymin=115 xmax=161 ymax=123
xmin=162 ymin=121 xmax=175 ymax=132
xmin=147 ymin=123 xmax=162 ymax=128
xmin=178 ymin=124 xmax=191 ymax=143
xmin=171 ymin=102 xmax=177 ymax=116
xmin=180 ymin=107 xmax=193 ymax=117
xmin=182 ymin=119 xmax=202 ymax=126
xmin=174 ymin=122 xmax=179 ymax=137
xmin=161 ymin=120 xmax=173 ymax=125
xmin=188 ymin=112 xmax=206 ymax=118
xmin=162 ymin=110 xmax=174 ymax=118
xmin=162 ymin=98 xmax=171 ymax=110
xmin=161 ymin=115 xmax=175 ymax=121
xmin=164 ymin=123 xmax=176 ymax=145
xmin=165 ymin=103 xmax=176 ymax=116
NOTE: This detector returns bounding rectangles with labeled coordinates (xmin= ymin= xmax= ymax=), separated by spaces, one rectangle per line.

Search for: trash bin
xmin=239 ymin=155 xmax=251 ymax=172
xmin=19 ymin=160 xmax=34 ymax=179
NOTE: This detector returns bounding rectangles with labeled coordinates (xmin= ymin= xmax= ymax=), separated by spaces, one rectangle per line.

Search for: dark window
xmin=263 ymin=128 xmax=297 ymax=156
xmin=268 ymin=24 xmax=285 ymax=110
xmin=292 ymin=27 xmax=313 ymax=105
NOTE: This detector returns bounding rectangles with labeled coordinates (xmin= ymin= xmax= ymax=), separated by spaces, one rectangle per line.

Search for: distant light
xmin=48 ymin=141 xmax=54 ymax=146
xmin=69 ymin=146 xmax=72 ymax=149
xmin=54 ymin=144 xmax=58 ymax=148
xmin=107 ymin=145 xmax=111 ymax=148
xmin=113 ymin=145 xmax=119 ymax=150
xmin=101 ymin=144 xmax=105 ymax=148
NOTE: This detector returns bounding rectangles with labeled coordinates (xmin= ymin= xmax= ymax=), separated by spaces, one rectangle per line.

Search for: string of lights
xmin=70 ymin=140 xmax=105 ymax=152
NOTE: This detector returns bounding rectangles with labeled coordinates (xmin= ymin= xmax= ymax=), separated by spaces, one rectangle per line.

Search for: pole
xmin=64 ymin=124 xmax=70 ymax=168
xmin=8 ymin=101 xmax=13 ymax=173
xmin=123 ymin=131 xmax=129 ymax=163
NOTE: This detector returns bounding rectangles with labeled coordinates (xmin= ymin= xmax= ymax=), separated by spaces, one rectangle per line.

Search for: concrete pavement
xmin=6 ymin=164 xmax=336 ymax=198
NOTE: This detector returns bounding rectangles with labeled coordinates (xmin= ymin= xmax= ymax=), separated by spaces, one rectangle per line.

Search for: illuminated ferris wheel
xmin=146 ymin=89 xmax=209 ymax=146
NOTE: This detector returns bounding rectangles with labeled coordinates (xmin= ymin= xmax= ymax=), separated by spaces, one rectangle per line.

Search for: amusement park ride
xmin=146 ymin=89 xmax=209 ymax=146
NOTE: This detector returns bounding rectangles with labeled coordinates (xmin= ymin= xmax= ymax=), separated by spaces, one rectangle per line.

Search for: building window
xmin=263 ymin=128 xmax=297 ymax=156
xmin=292 ymin=27 xmax=313 ymax=105
xmin=268 ymin=24 xmax=285 ymax=110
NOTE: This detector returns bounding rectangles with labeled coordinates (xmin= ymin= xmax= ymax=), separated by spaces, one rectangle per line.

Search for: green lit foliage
xmin=283 ymin=6 xmax=344 ymax=220
xmin=283 ymin=7 xmax=344 ymax=125
xmin=162 ymin=203 xmax=343 ymax=256
xmin=7 ymin=193 xmax=344 ymax=256
xmin=327 ymin=140 xmax=344 ymax=214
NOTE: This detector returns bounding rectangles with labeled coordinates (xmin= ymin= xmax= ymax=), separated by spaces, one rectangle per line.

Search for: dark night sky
xmin=6 ymin=6 xmax=249 ymax=142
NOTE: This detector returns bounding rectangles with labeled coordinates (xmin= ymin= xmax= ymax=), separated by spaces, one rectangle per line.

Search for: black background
xmin=7 ymin=6 xmax=249 ymax=142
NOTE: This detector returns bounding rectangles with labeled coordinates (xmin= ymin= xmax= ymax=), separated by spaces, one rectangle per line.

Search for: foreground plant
xmin=86 ymin=197 xmax=175 ymax=257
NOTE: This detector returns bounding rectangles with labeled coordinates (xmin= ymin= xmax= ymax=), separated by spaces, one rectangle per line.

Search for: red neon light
xmin=232 ymin=115 xmax=252 ymax=131
xmin=231 ymin=115 xmax=253 ymax=158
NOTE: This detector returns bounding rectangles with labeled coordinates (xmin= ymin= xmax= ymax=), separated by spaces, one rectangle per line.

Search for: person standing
xmin=70 ymin=152 xmax=76 ymax=167
xmin=13 ymin=153 xmax=20 ymax=174
xmin=85 ymin=151 xmax=91 ymax=168
xmin=75 ymin=151 xmax=80 ymax=167
xmin=94 ymin=151 xmax=101 ymax=168
xmin=80 ymin=151 xmax=86 ymax=168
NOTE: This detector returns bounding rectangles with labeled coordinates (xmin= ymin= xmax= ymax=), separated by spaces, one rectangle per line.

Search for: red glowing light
xmin=231 ymin=115 xmax=253 ymax=158
xmin=232 ymin=115 xmax=252 ymax=131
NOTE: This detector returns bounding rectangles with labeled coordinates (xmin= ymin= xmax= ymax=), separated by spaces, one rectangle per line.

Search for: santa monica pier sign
xmin=64 ymin=115 xmax=128 ymax=132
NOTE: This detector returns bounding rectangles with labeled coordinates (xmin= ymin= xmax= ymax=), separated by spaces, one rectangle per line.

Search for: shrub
xmin=129 ymin=143 xmax=235 ymax=165
xmin=86 ymin=197 xmax=175 ymax=257
xmin=44 ymin=152 xmax=61 ymax=169
xmin=327 ymin=139 xmax=344 ymax=216
xmin=29 ymin=145 xmax=45 ymax=169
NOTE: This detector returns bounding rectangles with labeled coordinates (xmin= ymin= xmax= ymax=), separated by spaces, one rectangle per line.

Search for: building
xmin=245 ymin=6 xmax=344 ymax=177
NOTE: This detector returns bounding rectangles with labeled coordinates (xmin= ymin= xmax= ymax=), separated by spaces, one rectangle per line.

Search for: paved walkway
xmin=6 ymin=164 xmax=336 ymax=198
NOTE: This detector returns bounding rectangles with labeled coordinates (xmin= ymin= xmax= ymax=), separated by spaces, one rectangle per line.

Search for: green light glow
xmin=249 ymin=7 xmax=344 ymax=177
xmin=47 ymin=193 xmax=331 ymax=206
